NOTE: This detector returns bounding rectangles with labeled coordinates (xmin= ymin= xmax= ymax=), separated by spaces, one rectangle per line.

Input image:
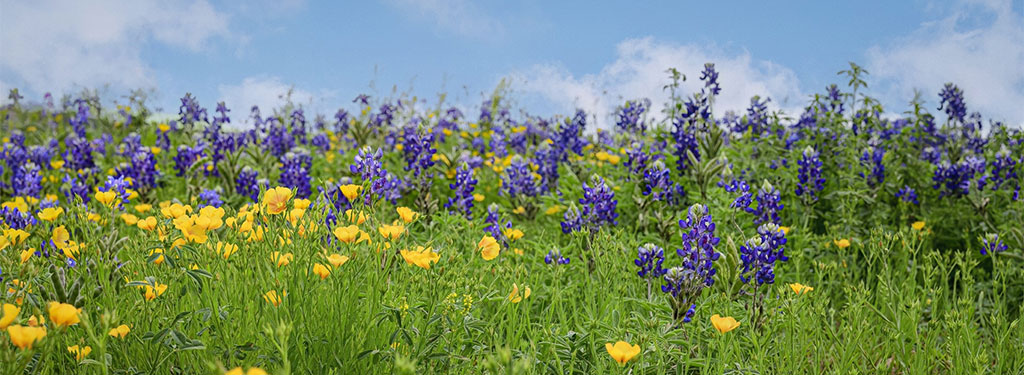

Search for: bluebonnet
xmin=501 ymin=156 xmax=540 ymax=199
xmin=446 ymin=163 xmax=477 ymax=219
xmin=751 ymin=181 xmax=784 ymax=225
xmin=544 ymin=248 xmax=570 ymax=265
xmin=178 ymin=93 xmax=208 ymax=128
xmin=795 ymin=146 xmax=825 ymax=201
xmin=554 ymin=110 xmax=587 ymax=160
xmin=574 ymin=175 xmax=619 ymax=233
xmin=70 ymin=99 xmax=90 ymax=138
xmin=351 ymin=147 xmax=402 ymax=205
xmin=985 ymin=145 xmax=1018 ymax=191
xmin=932 ymin=156 xmax=986 ymax=197
xmin=641 ymin=160 xmax=686 ymax=206
xmin=560 ymin=205 xmax=582 ymax=234
xmin=372 ymin=102 xmax=396 ymax=128
xmin=671 ymin=113 xmax=700 ymax=173
xmin=615 ymin=99 xmax=651 ymax=134
xmin=896 ymin=185 xmax=920 ymax=205
xmin=739 ymin=223 xmax=788 ymax=286
xmin=483 ymin=203 xmax=512 ymax=244
xmin=700 ymin=63 xmax=721 ymax=97
xmin=236 ymin=167 xmax=261 ymax=202
xmin=117 ymin=149 xmax=160 ymax=192
xmin=65 ymin=136 xmax=96 ymax=172
xmin=735 ymin=96 xmax=771 ymax=136
xmin=0 ymin=206 xmax=37 ymax=230
xmin=100 ymin=175 xmax=132 ymax=209
xmin=11 ymin=163 xmax=42 ymax=198
xmin=28 ymin=145 xmax=53 ymax=169
xmin=279 ymin=150 xmax=313 ymax=199
xmin=265 ymin=118 xmax=294 ymax=158
xmin=980 ymin=233 xmax=1008 ymax=255
xmin=311 ymin=133 xmax=330 ymax=152
xmin=635 ymin=243 xmax=667 ymax=279
xmin=198 ymin=189 xmax=224 ymax=208
xmin=290 ymin=109 xmax=308 ymax=145
xmin=624 ymin=142 xmax=654 ymax=179
xmin=532 ymin=143 xmax=561 ymax=192
xmin=401 ymin=126 xmax=437 ymax=178
xmin=333 ymin=109 xmax=351 ymax=135
xmin=662 ymin=204 xmax=721 ymax=323
xmin=938 ymin=83 xmax=967 ymax=124
xmin=173 ymin=144 xmax=205 ymax=177
xmin=62 ymin=173 xmax=91 ymax=204
xmin=859 ymin=146 xmax=886 ymax=187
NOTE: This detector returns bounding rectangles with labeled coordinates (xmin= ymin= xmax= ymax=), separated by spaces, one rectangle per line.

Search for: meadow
xmin=0 ymin=64 xmax=1022 ymax=374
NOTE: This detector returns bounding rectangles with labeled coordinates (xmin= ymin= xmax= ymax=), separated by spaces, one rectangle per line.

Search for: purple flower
xmin=635 ymin=243 xmax=667 ymax=279
xmin=641 ymin=160 xmax=686 ymax=206
xmin=980 ymin=233 xmax=1008 ymax=255
xmin=859 ymin=146 xmax=886 ymax=187
xmin=544 ymin=248 xmax=570 ymax=265
xmin=446 ymin=163 xmax=477 ymax=219
xmin=236 ymin=167 xmax=262 ymax=202
xmin=896 ymin=185 xmax=920 ymax=205
xmin=938 ymin=83 xmax=967 ymax=124
xmin=501 ymin=156 xmax=540 ymax=199
xmin=795 ymin=146 xmax=825 ymax=201
xmin=615 ymin=99 xmax=651 ymax=134
xmin=739 ymin=223 xmax=788 ymax=286
xmin=401 ymin=126 xmax=437 ymax=178
xmin=279 ymin=150 xmax=313 ymax=199
xmin=198 ymin=189 xmax=224 ymax=208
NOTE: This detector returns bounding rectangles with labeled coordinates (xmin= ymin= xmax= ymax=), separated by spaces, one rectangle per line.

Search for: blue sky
xmin=2 ymin=0 xmax=1022 ymax=127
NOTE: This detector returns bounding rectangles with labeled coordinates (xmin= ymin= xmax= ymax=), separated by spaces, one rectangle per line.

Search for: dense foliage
xmin=1 ymin=64 xmax=1022 ymax=374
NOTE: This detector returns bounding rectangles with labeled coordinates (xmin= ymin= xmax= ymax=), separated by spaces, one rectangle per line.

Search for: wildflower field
xmin=0 ymin=64 xmax=1022 ymax=374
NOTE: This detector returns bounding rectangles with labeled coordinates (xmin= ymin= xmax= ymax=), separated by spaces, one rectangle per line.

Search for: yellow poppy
xmin=327 ymin=254 xmax=350 ymax=268
xmin=911 ymin=221 xmax=925 ymax=231
xmin=48 ymin=302 xmax=80 ymax=327
xmin=710 ymin=314 xmax=740 ymax=334
xmin=313 ymin=263 xmax=331 ymax=280
xmin=1 ymin=303 xmax=19 ymax=329
xmin=263 ymin=186 xmax=293 ymax=215
xmin=38 ymin=207 xmax=64 ymax=222
xmin=340 ymin=184 xmax=361 ymax=201
xmin=108 ymin=324 xmax=130 ymax=338
xmin=68 ymin=345 xmax=92 ymax=361
xmin=508 ymin=283 xmax=531 ymax=303
xmin=378 ymin=224 xmax=405 ymax=240
xmin=7 ymin=325 xmax=47 ymax=350
xmin=789 ymin=283 xmax=814 ymax=295
xmin=396 ymin=207 xmax=418 ymax=223
xmin=478 ymin=236 xmax=500 ymax=261
xmin=333 ymin=225 xmax=360 ymax=243
xmin=833 ymin=239 xmax=851 ymax=249
xmin=605 ymin=341 xmax=641 ymax=365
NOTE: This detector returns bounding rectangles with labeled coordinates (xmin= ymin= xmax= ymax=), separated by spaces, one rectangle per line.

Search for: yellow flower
xmin=313 ymin=263 xmax=331 ymax=280
xmin=50 ymin=160 xmax=65 ymax=169
xmin=38 ymin=207 xmax=64 ymax=222
xmin=263 ymin=186 xmax=293 ymax=215
xmin=1 ymin=303 xmax=20 ymax=329
xmin=327 ymin=253 xmax=350 ymax=268
xmin=911 ymin=221 xmax=925 ymax=231
xmin=512 ymin=206 xmax=526 ymax=215
xmin=789 ymin=283 xmax=814 ymax=295
xmin=545 ymin=205 xmax=563 ymax=215
xmin=144 ymin=283 xmax=168 ymax=301
xmin=502 ymin=228 xmax=524 ymax=242
xmin=149 ymin=248 xmax=165 ymax=265
xmin=68 ymin=345 xmax=92 ymax=361
xmin=478 ymin=236 xmax=500 ymax=261
xmin=400 ymin=246 xmax=440 ymax=269
xmin=508 ymin=283 xmax=531 ymax=303
xmin=120 ymin=213 xmax=139 ymax=225
xmin=378 ymin=224 xmax=405 ymax=240
xmin=95 ymin=191 xmax=117 ymax=207
xmin=137 ymin=216 xmax=157 ymax=231
xmin=293 ymin=199 xmax=311 ymax=210
xmin=834 ymin=239 xmax=851 ymax=249
xmin=134 ymin=204 xmax=152 ymax=213
xmin=333 ymin=225 xmax=360 ymax=243
xmin=605 ymin=341 xmax=641 ymax=365
xmin=271 ymin=252 xmax=293 ymax=267
xmin=108 ymin=324 xmax=130 ymax=339
xmin=263 ymin=290 xmax=285 ymax=307
xmin=225 ymin=367 xmax=268 ymax=375
xmin=396 ymin=206 xmax=418 ymax=223
xmin=20 ymin=249 xmax=32 ymax=264
xmin=7 ymin=325 xmax=47 ymax=350
xmin=340 ymin=184 xmax=361 ymax=201
xmin=160 ymin=203 xmax=191 ymax=219
xmin=52 ymin=225 xmax=70 ymax=249
xmin=473 ymin=193 xmax=485 ymax=202
xmin=779 ymin=226 xmax=791 ymax=235
xmin=710 ymin=314 xmax=741 ymax=334
xmin=48 ymin=302 xmax=80 ymax=327
xmin=217 ymin=242 xmax=239 ymax=259
xmin=345 ymin=209 xmax=367 ymax=225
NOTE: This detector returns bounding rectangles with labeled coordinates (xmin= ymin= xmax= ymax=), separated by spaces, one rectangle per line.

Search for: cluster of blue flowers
xmin=661 ymin=204 xmax=721 ymax=323
xmin=561 ymin=175 xmax=618 ymax=235
xmin=795 ymin=146 xmax=825 ymax=201
xmin=634 ymin=243 xmax=666 ymax=279
xmin=279 ymin=150 xmax=313 ymax=199
xmin=544 ymin=248 xmax=570 ymax=265
xmin=739 ymin=223 xmax=788 ymax=286
xmin=445 ymin=163 xmax=477 ymax=219
xmin=641 ymin=160 xmax=686 ymax=206
xmin=615 ymin=99 xmax=651 ymax=134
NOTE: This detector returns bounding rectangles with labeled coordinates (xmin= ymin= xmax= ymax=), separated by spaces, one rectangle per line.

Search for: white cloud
xmin=382 ymin=0 xmax=504 ymax=38
xmin=867 ymin=0 xmax=1024 ymax=126
xmin=217 ymin=76 xmax=336 ymax=127
xmin=507 ymin=37 xmax=805 ymax=130
xmin=0 ymin=0 xmax=232 ymax=97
